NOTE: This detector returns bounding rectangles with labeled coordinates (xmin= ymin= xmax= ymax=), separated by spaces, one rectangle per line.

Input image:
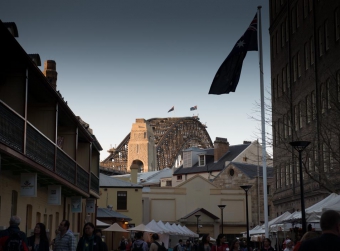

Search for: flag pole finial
xmin=257 ymin=5 xmax=262 ymax=9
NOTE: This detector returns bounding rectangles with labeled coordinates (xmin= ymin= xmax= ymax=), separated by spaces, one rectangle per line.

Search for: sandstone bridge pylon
xmin=101 ymin=116 xmax=213 ymax=172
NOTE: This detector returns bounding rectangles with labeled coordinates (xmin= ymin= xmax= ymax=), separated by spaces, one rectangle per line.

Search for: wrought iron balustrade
xmin=0 ymin=102 xmax=24 ymax=153
xmin=26 ymin=124 xmax=55 ymax=170
xmin=56 ymin=149 xmax=76 ymax=183
xmin=90 ymin=172 xmax=99 ymax=194
xmin=77 ymin=165 xmax=89 ymax=193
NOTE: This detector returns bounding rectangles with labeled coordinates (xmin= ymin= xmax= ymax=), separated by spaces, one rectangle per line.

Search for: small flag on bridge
xmin=190 ymin=105 xmax=197 ymax=111
xmin=168 ymin=106 xmax=174 ymax=113
xmin=208 ymin=13 xmax=258 ymax=95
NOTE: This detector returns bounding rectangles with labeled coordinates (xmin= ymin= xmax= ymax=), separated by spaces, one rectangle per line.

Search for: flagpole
xmin=257 ymin=5 xmax=269 ymax=238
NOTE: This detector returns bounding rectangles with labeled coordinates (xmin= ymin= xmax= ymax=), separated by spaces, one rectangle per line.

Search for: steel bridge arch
xmin=101 ymin=116 xmax=213 ymax=171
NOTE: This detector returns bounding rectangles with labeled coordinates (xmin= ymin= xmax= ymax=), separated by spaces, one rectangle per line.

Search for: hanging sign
xmin=71 ymin=196 xmax=82 ymax=213
xmin=86 ymin=198 xmax=96 ymax=213
xmin=48 ymin=185 xmax=61 ymax=205
xmin=20 ymin=173 xmax=37 ymax=197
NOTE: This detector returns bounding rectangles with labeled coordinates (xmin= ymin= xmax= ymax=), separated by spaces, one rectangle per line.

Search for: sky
xmin=1 ymin=1 xmax=272 ymax=161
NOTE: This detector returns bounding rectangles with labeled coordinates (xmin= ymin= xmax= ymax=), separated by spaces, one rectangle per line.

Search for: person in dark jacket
xmin=95 ymin=229 xmax=108 ymax=251
xmin=0 ymin=216 xmax=28 ymax=251
xmin=27 ymin=223 xmax=50 ymax=251
xmin=76 ymin=222 xmax=103 ymax=251
xmin=198 ymin=234 xmax=213 ymax=251
xmin=299 ymin=210 xmax=340 ymax=251
xmin=261 ymin=238 xmax=274 ymax=251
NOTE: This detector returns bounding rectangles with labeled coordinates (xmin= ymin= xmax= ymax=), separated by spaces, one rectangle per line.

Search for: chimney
xmin=43 ymin=60 xmax=58 ymax=90
xmin=130 ymin=163 xmax=139 ymax=184
xmin=214 ymin=137 xmax=230 ymax=162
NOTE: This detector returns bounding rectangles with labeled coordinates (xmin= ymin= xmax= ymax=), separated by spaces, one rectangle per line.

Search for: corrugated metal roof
xmin=231 ymin=162 xmax=274 ymax=179
xmin=97 ymin=208 xmax=132 ymax=220
xmin=99 ymin=173 xmax=142 ymax=188
xmin=174 ymin=144 xmax=250 ymax=175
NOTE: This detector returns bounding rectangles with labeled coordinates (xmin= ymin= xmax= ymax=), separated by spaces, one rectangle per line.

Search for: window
xmin=299 ymin=102 xmax=303 ymax=128
xmin=117 ymin=191 xmax=127 ymax=210
xmin=292 ymin=8 xmax=297 ymax=34
xmin=289 ymin=164 xmax=293 ymax=184
xmin=294 ymin=105 xmax=299 ymax=130
xmin=283 ymin=114 xmax=287 ymax=138
xmin=318 ymin=26 xmax=324 ymax=57
xmin=276 ymin=168 xmax=280 ymax=189
xmin=286 ymin=18 xmax=289 ymax=42
xmin=293 ymin=55 xmax=297 ymax=82
xmin=296 ymin=5 xmax=300 ymax=28
xmin=281 ymin=23 xmax=286 ymax=47
xmin=336 ymin=8 xmax=340 ymax=41
xmin=282 ymin=67 xmax=286 ymax=93
xmin=306 ymin=94 xmax=311 ymax=123
xmin=199 ymin=155 xmax=205 ymax=166
xmin=277 ymin=73 xmax=281 ymax=97
xmin=310 ymin=37 xmax=315 ymax=65
xmin=177 ymin=175 xmax=182 ymax=180
xmin=281 ymin=165 xmax=285 ymax=187
xmin=304 ymin=42 xmax=310 ymax=70
xmin=303 ymin=0 xmax=308 ymax=18
xmin=308 ymin=0 xmax=313 ymax=11
xmin=229 ymin=169 xmax=235 ymax=177
xmin=267 ymin=185 xmax=270 ymax=195
xmin=288 ymin=111 xmax=292 ymax=136
xmin=321 ymin=84 xmax=326 ymax=113
xmin=166 ymin=180 xmax=172 ymax=187
xmin=276 ymin=31 xmax=279 ymax=54
xmin=327 ymin=79 xmax=331 ymax=109
xmin=285 ymin=164 xmax=289 ymax=186
xmin=297 ymin=51 xmax=301 ymax=78
xmin=272 ymin=77 xmax=277 ymax=100
xmin=325 ymin=20 xmax=329 ymax=51
xmin=312 ymin=91 xmax=316 ymax=120
xmin=337 ymin=71 xmax=340 ymax=102
xmin=286 ymin=64 xmax=290 ymax=88
xmin=11 ymin=190 xmax=18 ymax=216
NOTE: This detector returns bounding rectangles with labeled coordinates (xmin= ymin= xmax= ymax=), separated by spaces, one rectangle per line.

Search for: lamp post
xmin=195 ymin=214 xmax=201 ymax=234
xmin=218 ymin=205 xmax=226 ymax=235
xmin=289 ymin=140 xmax=311 ymax=234
xmin=240 ymin=185 xmax=252 ymax=251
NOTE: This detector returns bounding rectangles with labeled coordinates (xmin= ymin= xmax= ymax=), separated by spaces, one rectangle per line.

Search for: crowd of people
xmin=0 ymin=209 xmax=339 ymax=251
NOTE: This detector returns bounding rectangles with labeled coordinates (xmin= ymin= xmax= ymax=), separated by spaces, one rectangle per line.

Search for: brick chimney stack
xmin=214 ymin=137 xmax=230 ymax=162
xmin=43 ymin=60 xmax=58 ymax=90
xmin=130 ymin=163 xmax=139 ymax=184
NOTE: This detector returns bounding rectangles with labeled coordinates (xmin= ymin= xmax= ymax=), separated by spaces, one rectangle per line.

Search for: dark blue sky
xmin=1 ymin=1 xmax=271 ymax=160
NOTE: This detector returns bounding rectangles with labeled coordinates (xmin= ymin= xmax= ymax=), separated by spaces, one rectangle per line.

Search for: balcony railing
xmin=0 ymin=101 xmax=92 ymax=195
xmin=91 ymin=172 xmax=99 ymax=194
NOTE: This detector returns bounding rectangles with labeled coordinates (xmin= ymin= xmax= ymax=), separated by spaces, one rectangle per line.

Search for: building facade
xmin=269 ymin=0 xmax=340 ymax=214
xmin=0 ymin=21 xmax=101 ymax=239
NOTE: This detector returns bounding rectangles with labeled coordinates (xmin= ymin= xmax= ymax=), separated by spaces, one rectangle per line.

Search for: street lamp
xmin=289 ymin=140 xmax=311 ymax=234
xmin=240 ymin=185 xmax=252 ymax=251
xmin=218 ymin=205 xmax=226 ymax=235
xmin=195 ymin=214 xmax=201 ymax=234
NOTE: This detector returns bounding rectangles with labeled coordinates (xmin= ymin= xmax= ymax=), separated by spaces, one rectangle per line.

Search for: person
xmin=0 ymin=215 xmax=29 ymax=251
xmin=292 ymin=231 xmax=319 ymax=251
xmin=212 ymin=234 xmax=229 ymax=251
xmin=282 ymin=237 xmax=290 ymax=251
xmin=192 ymin=240 xmax=199 ymax=251
xmin=131 ymin=232 xmax=148 ymax=251
xmin=118 ymin=237 xmax=127 ymax=251
xmin=183 ymin=240 xmax=192 ymax=251
xmin=76 ymin=222 xmax=102 ymax=251
xmin=260 ymin=238 xmax=274 ymax=251
xmin=50 ymin=229 xmax=60 ymax=251
xmin=174 ymin=240 xmax=183 ymax=251
xmin=125 ymin=239 xmax=132 ymax=251
xmin=54 ymin=220 xmax=76 ymax=251
xmin=229 ymin=239 xmax=240 ymax=251
xmin=27 ymin=223 xmax=50 ymax=251
xmin=283 ymin=240 xmax=293 ymax=251
xmin=198 ymin=234 xmax=212 ymax=251
xmin=299 ymin=210 xmax=340 ymax=251
xmin=95 ymin=229 xmax=108 ymax=251
xmin=149 ymin=233 xmax=166 ymax=251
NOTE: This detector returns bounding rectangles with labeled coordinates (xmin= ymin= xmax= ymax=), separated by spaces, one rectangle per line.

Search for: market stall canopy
xmin=157 ymin=221 xmax=176 ymax=235
xmin=146 ymin=220 xmax=167 ymax=234
xmin=127 ymin=223 xmax=155 ymax=232
xmin=102 ymin=223 xmax=128 ymax=232
xmin=96 ymin=219 xmax=110 ymax=227
xmin=182 ymin=226 xmax=199 ymax=238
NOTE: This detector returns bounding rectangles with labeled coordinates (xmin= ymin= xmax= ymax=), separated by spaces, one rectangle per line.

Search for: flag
xmin=168 ymin=106 xmax=174 ymax=113
xmin=209 ymin=13 xmax=258 ymax=95
xmin=190 ymin=105 xmax=197 ymax=111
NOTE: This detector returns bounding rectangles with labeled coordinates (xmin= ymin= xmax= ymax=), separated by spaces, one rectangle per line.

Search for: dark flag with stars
xmin=209 ymin=13 xmax=258 ymax=95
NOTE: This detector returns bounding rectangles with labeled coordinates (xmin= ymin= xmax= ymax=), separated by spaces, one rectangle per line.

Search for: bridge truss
xmin=101 ymin=116 xmax=213 ymax=172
